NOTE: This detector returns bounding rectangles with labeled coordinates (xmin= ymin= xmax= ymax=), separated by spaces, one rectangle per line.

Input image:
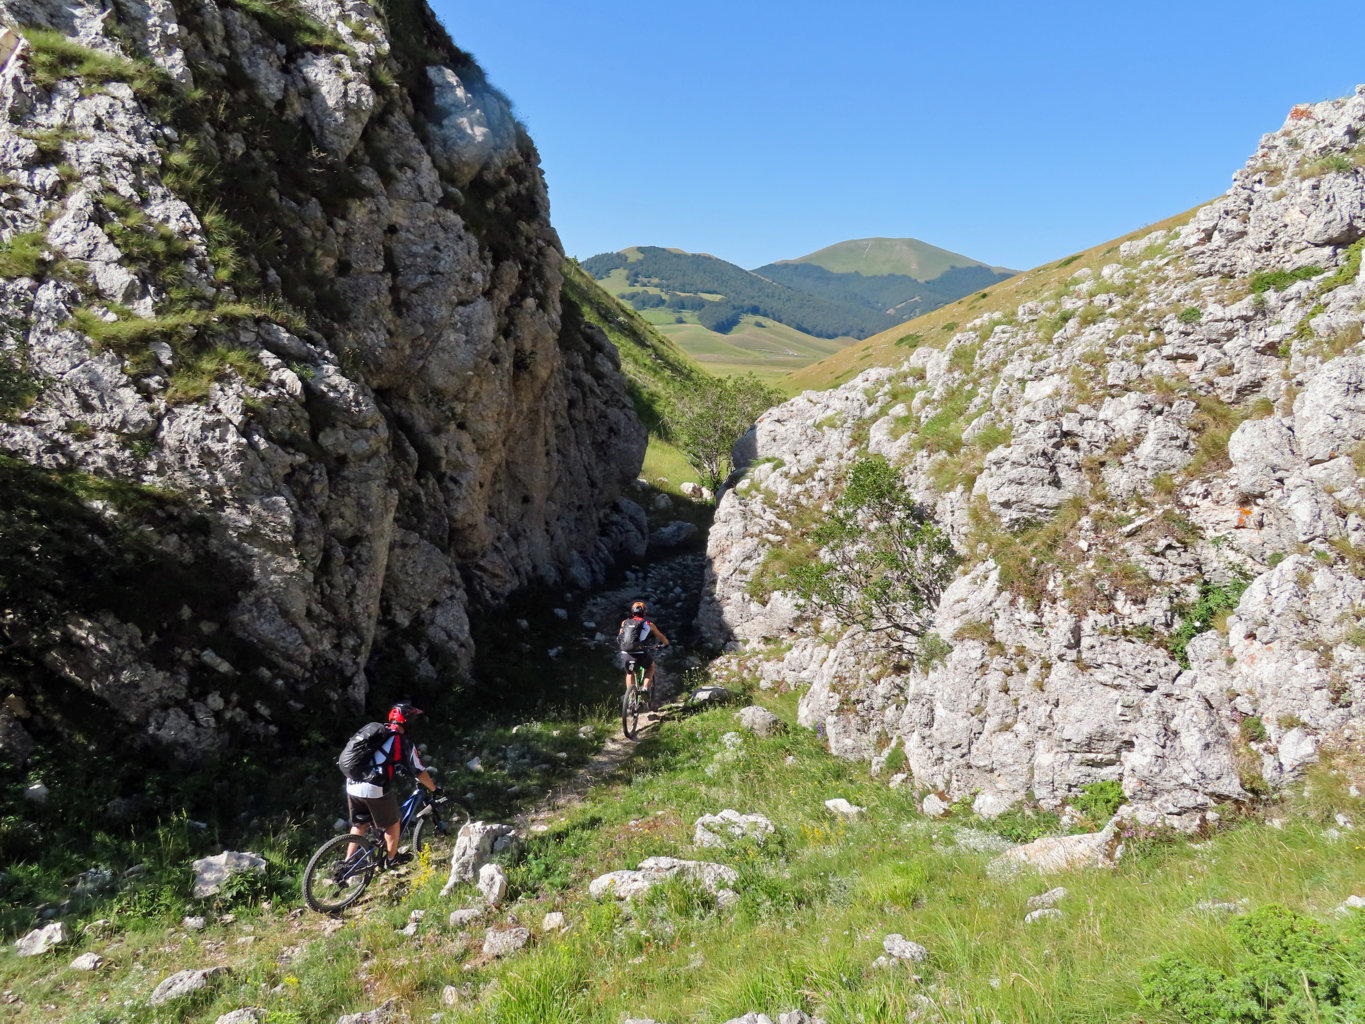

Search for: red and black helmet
xmin=630 ymin=601 xmax=647 ymax=616
xmin=388 ymin=702 xmax=424 ymax=728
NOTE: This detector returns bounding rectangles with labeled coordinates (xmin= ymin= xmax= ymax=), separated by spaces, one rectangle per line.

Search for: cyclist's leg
xmin=621 ymin=651 xmax=637 ymax=691
xmin=346 ymin=796 xmax=371 ymax=858
xmin=367 ymin=793 xmax=402 ymax=858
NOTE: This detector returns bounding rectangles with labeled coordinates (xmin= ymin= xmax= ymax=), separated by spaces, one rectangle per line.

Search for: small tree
xmin=668 ymin=372 xmax=781 ymax=494
xmin=780 ymin=455 xmax=957 ymax=652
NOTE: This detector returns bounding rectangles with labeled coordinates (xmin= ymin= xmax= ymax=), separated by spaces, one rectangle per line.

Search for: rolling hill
xmin=582 ymin=240 xmax=1014 ymax=380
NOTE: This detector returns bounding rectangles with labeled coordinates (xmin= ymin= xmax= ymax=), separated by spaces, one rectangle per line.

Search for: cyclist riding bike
xmin=344 ymin=703 xmax=438 ymax=868
xmin=619 ymin=600 xmax=669 ymax=704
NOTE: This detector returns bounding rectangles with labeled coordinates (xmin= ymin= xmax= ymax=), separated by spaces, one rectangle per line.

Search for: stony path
xmin=514 ymin=702 xmax=671 ymax=834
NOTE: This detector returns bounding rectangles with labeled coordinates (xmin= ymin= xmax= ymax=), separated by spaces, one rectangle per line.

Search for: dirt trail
xmin=514 ymin=706 xmax=667 ymax=834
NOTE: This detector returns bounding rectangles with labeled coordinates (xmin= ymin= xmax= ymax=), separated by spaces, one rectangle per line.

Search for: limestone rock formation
xmin=702 ymin=87 xmax=1365 ymax=827
xmin=0 ymin=1 xmax=646 ymax=763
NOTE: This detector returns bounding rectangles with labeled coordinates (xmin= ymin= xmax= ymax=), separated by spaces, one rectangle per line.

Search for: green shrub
xmin=1178 ymin=306 xmax=1203 ymax=324
xmin=1071 ymin=779 xmax=1125 ymax=822
xmin=1140 ymin=904 xmax=1365 ymax=1022
xmin=1300 ymin=153 xmax=1354 ymax=177
xmin=1169 ymin=574 xmax=1251 ymax=668
xmin=1240 ymin=716 xmax=1267 ymax=743
xmin=0 ymin=231 xmax=52 ymax=279
xmin=1248 ymin=265 xmax=1324 ymax=294
xmin=779 ymin=456 xmax=958 ymax=653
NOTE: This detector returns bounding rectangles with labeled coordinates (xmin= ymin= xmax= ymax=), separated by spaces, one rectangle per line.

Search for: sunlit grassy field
xmin=12 ymin=673 xmax=1365 ymax=1024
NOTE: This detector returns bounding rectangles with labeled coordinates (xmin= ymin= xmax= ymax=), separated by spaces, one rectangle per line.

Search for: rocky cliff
xmin=702 ymin=87 xmax=1365 ymax=828
xmin=0 ymin=0 xmax=646 ymax=764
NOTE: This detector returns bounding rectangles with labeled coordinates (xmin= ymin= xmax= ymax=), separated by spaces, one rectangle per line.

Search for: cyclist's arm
xmin=649 ymin=623 xmax=670 ymax=646
xmin=405 ymin=742 xmax=438 ymax=792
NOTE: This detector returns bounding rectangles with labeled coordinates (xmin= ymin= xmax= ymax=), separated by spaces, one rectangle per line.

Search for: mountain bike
xmin=301 ymin=777 xmax=469 ymax=913
xmin=621 ymin=645 xmax=662 ymax=739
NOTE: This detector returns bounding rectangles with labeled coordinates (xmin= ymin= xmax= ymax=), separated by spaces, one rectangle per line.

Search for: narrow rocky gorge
xmin=0 ymin=0 xmax=646 ymax=762
xmin=702 ymin=87 xmax=1365 ymax=829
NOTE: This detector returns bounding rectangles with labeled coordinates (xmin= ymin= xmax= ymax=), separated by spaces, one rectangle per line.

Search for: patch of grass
xmin=1298 ymin=153 xmax=1355 ymax=177
xmin=164 ymin=344 xmax=268 ymax=404
xmin=1178 ymin=306 xmax=1203 ymax=324
xmin=1170 ymin=573 xmax=1252 ymax=669
xmin=1313 ymin=238 xmax=1365 ymax=299
xmin=911 ymin=384 xmax=974 ymax=455
xmin=18 ymin=27 xmax=165 ymax=93
xmin=1248 ymin=265 xmax=1325 ymax=294
xmin=218 ymin=0 xmax=353 ymax=52
xmin=0 ymin=230 xmax=52 ymax=279
xmin=894 ymin=332 xmax=922 ymax=349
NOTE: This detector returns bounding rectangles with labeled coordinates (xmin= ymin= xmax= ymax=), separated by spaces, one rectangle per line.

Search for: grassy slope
xmin=592 ymin=264 xmax=855 ymax=383
xmin=782 ymin=205 xmax=1208 ymax=395
xmin=11 ymin=676 xmax=1365 ymax=1024
xmin=561 ymin=260 xmax=709 ymax=489
xmin=772 ymin=235 xmax=1013 ymax=278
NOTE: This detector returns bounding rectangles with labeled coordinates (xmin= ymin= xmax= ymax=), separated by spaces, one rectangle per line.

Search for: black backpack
xmin=618 ymin=617 xmax=649 ymax=651
xmin=337 ymin=722 xmax=389 ymax=781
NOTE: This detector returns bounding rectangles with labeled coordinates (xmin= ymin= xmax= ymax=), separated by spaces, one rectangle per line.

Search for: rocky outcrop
xmin=0 ymin=1 xmax=645 ymax=762
xmin=702 ymin=87 xmax=1365 ymax=827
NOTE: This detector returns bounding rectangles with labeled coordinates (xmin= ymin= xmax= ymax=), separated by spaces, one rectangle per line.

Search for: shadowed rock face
xmin=701 ymin=87 xmax=1365 ymax=828
xmin=0 ymin=0 xmax=646 ymax=758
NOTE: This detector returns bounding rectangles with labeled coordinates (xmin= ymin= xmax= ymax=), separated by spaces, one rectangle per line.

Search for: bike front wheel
xmin=302 ymin=833 xmax=377 ymax=913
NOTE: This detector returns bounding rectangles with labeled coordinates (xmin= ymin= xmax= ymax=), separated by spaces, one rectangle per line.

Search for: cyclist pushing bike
xmin=618 ymin=600 xmax=669 ymax=706
xmin=341 ymin=703 xmax=439 ymax=869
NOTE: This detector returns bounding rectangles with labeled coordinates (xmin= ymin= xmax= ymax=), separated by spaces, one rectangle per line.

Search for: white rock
xmin=481 ymin=925 xmax=530 ymax=957
xmin=440 ymin=821 xmax=516 ymax=895
xmin=824 ymin=798 xmax=864 ymax=817
xmin=589 ymin=857 xmax=740 ymax=900
xmin=477 ymin=863 xmax=508 ymax=906
xmin=449 ymin=908 xmax=482 ymax=927
xmin=70 ymin=952 xmax=104 ymax=971
xmin=191 ymin=851 xmax=266 ymax=898
xmin=694 ymin=809 xmax=776 ymax=849
xmin=541 ymin=911 xmax=566 ymax=931
xmin=921 ymin=794 xmax=949 ymax=818
xmin=1026 ymin=886 xmax=1069 ymax=910
xmin=15 ymin=921 xmax=69 ymax=957
xmin=988 ymin=822 xmax=1121 ymax=877
xmin=882 ymin=933 xmax=929 ymax=962
xmin=1024 ymin=908 xmax=1063 ymax=924
xmin=736 ymin=706 xmax=784 ymax=737
xmin=149 ymin=967 xmax=230 ymax=1005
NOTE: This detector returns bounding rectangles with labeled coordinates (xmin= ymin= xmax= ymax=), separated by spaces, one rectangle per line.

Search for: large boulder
xmin=191 ymin=851 xmax=266 ymax=898
xmin=589 ymin=857 xmax=739 ymax=900
xmin=149 ymin=967 xmax=230 ymax=1006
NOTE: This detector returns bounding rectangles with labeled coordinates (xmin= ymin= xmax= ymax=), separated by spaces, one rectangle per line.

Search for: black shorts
xmin=619 ymin=649 xmax=653 ymax=672
xmin=347 ymin=792 xmax=399 ymax=830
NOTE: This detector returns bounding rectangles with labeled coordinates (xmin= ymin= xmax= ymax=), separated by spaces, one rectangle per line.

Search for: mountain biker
xmin=344 ymin=703 xmax=438 ymax=868
xmin=619 ymin=600 xmax=670 ymax=705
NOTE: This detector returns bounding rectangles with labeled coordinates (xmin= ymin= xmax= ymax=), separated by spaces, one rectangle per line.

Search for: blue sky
xmin=430 ymin=0 xmax=1364 ymax=272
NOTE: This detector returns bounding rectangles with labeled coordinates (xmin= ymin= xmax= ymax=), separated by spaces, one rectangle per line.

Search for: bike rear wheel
xmin=621 ymin=684 xmax=641 ymax=739
xmin=302 ymin=833 xmax=377 ymax=912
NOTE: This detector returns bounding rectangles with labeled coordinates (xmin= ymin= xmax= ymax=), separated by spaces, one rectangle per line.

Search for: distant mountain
xmin=769 ymin=236 xmax=1014 ymax=279
xmin=580 ymin=240 xmax=1015 ymax=376
xmin=581 ymin=246 xmax=893 ymax=340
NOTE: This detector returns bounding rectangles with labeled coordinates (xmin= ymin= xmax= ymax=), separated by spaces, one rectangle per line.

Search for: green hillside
xmin=783 ymin=206 xmax=1206 ymax=394
xmin=583 ymin=246 xmax=890 ymax=339
xmin=561 ymin=259 xmax=716 ymax=489
xmin=774 ymin=235 xmax=1014 ymax=278
xmin=582 ymin=240 xmax=1015 ymax=381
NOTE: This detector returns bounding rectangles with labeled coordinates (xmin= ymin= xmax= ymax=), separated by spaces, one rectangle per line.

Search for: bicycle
xmin=301 ymin=776 xmax=469 ymax=913
xmin=621 ymin=644 xmax=662 ymax=739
